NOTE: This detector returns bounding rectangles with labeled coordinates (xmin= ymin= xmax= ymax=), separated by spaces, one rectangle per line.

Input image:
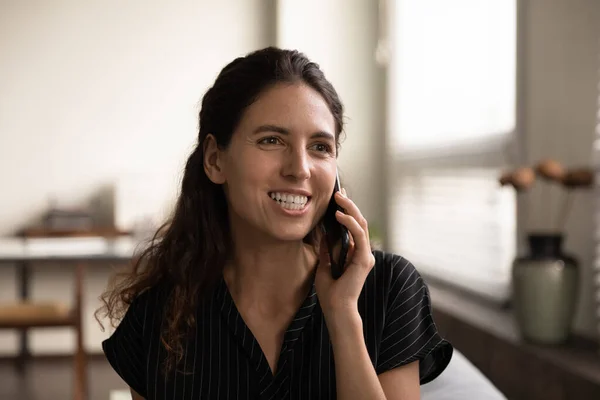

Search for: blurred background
xmin=0 ymin=0 xmax=599 ymax=399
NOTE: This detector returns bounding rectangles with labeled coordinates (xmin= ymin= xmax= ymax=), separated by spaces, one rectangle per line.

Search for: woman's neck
xmin=223 ymin=236 xmax=317 ymax=319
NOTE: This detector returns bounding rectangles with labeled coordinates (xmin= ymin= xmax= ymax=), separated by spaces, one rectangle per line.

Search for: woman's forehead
xmin=237 ymin=83 xmax=336 ymax=136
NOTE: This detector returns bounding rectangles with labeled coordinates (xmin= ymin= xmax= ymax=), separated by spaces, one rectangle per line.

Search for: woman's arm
xmin=315 ymin=189 xmax=420 ymax=400
xmin=378 ymin=360 xmax=420 ymax=400
xmin=328 ymin=310 xmax=420 ymax=400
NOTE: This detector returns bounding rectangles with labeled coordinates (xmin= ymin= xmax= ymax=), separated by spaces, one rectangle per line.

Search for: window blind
xmin=388 ymin=164 xmax=516 ymax=301
xmin=386 ymin=0 xmax=517 ymax=302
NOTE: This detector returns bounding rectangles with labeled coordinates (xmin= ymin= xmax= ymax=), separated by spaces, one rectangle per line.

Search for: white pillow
xmin=109 ymin=390 xmax=130 ymax=400
xmin=421 ymin=350 xmax=506 ymax=400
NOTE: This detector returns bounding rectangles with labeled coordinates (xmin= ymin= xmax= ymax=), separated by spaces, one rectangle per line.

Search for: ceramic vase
xmin=512 ymin=233 xmax=579 ymax=344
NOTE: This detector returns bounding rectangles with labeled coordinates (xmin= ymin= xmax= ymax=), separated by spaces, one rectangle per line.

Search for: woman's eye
xmin=312 ymin=143 xmax=332 ymax=153
xmin=258 ymin=136 xmax=281 ymax=145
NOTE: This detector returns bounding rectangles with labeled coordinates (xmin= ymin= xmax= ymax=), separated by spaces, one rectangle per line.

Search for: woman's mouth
xmin=269 ymin=192 xmax=310 ymax=211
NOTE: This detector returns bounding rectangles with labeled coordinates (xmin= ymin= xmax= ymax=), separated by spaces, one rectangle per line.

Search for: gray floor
xmin=0 ymin=356 xmax=126 ymax=400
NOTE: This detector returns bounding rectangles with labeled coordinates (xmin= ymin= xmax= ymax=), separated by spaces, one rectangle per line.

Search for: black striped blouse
xmin=102 ymin=250 xmax=453 ymax=399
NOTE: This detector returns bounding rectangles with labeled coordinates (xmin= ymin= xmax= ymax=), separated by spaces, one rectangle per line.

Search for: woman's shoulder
xmin=372 ymin=249 xmax=414 ymax=270
xmin=129 ymin=282 xmax=166 ymax=310
xmin=101 ymin=282 xmax=169 ymax=398
xmin=369 ymin=249 xmax=423 ymax=288
xmin=365 ymin=250 xmax=454 ymax=383
xmin=116 ymin=281 xmax=171 ymax=332
xmin=361 ymin=249 xmax=431 ymax=310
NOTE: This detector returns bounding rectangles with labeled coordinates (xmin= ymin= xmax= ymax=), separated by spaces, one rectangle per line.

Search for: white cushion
xmin=109 ymin=390 xmax=130 ymax=400
xmin=421 ymin=350 xmax=506 ymax=400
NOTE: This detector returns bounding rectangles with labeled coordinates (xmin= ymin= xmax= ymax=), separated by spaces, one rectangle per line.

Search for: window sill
xmin=428 ymin=281 xmax=600 ymax=398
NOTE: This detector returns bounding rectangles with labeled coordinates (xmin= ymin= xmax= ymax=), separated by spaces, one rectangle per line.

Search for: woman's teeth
xmin=269 ymin=192 xmax=309 ymax=210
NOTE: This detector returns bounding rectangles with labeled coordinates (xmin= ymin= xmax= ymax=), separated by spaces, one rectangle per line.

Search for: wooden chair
xmin=0 ymin=263 xmax=87 ymax=400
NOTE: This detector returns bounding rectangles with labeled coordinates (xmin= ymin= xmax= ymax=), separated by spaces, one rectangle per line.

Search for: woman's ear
xmin=203 ymin=134 xmax=226 ymax=184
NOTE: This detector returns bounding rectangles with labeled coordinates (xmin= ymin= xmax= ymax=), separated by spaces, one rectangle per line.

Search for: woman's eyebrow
xmin=252 ymin=124 xmax=334 ymax=141
xmin=252 ymin=124 xmax=289 ymax=135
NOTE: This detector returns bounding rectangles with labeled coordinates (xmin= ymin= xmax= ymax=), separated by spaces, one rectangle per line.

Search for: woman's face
xmin=218 ymin=83 xmax=338 ymax=243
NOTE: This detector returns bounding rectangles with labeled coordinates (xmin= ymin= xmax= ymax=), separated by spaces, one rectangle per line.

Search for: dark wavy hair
xmin=95 ymin=47 xmax=345 ymax=374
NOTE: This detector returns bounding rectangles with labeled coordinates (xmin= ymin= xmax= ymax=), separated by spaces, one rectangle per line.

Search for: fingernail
xmin=341 ymin=188 xmax=347 ymax=196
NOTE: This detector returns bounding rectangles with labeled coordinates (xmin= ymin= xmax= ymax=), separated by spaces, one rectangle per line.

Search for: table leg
xmin=16 ymin=261 xmax=30 ymax=373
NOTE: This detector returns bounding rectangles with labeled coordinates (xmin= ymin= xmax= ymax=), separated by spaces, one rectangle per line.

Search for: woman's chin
xmin=271 ymin=227 xmax=314 ymax=243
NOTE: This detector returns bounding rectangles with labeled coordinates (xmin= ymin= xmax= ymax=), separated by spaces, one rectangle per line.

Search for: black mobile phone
xmin=322 ymin=171 xmax=350 ymax=279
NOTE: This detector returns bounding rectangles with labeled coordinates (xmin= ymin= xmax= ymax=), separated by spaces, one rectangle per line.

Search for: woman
xmin=98 ymin=47 xmax=453 ymax=400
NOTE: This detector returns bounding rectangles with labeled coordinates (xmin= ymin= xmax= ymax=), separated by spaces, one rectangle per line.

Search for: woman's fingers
xmin=335 ymin=211 xmax=374 ymax=274
xmin=346 ymin=234 xmax=356 ymax=267
xmin=333 ymin=189 xmax=374 ymax=270
xmin=335 ymin=210 xmax=370 ymax=258
xmin=335 ymin=191 xmax=369 ymax=232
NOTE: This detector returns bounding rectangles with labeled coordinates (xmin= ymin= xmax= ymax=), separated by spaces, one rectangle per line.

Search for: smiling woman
xmin=96 ymin=47 xmax=452 ymax=400
xmin=202 ymin=82 xmax=337 ymax=243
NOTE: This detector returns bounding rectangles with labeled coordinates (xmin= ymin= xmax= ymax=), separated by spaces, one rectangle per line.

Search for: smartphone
xmin=322 ymin=170 xmax=350 ymax=279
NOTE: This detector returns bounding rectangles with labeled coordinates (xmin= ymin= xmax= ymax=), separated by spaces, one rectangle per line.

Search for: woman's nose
xmin=282 ymin=148 xmax=311 ymax=180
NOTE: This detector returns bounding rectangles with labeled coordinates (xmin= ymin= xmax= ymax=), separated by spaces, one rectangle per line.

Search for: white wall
xmin=520 ymin=0 xmax=600 ymax=339
xmin=0 ymin=0 xmax=384 ymax=356
xmin=0 ymin=0 xmax=274 ymax=355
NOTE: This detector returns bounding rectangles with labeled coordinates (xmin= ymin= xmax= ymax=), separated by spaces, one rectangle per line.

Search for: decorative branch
xmin=535 ymin=159 xmax=566 ymax=231
xmin=498 ymin=161 xmax=594 ymax=233
xmin=500 ymin=166 xmax=536 ymax=229
xmin=557 ymin=191 xmax=574 ymax=232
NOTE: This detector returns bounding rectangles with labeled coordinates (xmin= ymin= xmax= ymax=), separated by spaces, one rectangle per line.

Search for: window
xmin=387 ymin=0 xmax=518 ymax=302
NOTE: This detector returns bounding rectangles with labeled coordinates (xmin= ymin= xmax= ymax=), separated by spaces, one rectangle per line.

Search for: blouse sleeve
xmin=102 ymin=289 xmax=153 ymax=398
xmin=375 ymin=254 xmax=453 ymax=384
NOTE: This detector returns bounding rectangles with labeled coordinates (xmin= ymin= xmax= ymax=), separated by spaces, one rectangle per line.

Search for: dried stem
xmin=519 ymin=192 xmax=531 ymax=232
xmin=541 ymin=179 xmax=549 ymax=231
xmin=557 ymin=190 xmax=574 ymax=232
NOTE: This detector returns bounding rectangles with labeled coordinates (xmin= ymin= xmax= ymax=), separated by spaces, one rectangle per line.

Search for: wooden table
xmin=0 ymin=236 xmax=135 ymax=364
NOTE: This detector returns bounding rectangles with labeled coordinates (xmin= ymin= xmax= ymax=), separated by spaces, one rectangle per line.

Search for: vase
xmin=512 ymin=233 xmax=579 ymax=344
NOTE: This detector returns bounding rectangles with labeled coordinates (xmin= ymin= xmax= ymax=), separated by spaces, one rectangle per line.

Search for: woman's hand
xmin=314 ymin=188 xmax=375 ymax=329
